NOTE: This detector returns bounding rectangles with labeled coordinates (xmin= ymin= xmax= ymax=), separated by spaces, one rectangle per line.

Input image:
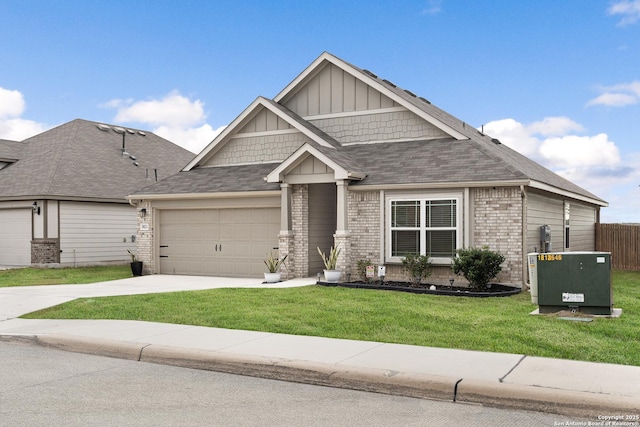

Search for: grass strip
xmin=23 ymin=270 xmax=640 ymax=366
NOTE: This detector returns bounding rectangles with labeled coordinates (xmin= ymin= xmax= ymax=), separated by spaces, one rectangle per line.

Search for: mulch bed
xmin=317 ymin=280 xmax=521 ymax=297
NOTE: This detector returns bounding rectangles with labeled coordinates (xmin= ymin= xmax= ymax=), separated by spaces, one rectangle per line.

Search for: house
xmin=129 ymin=52 xmax=607 ymax=286
xmin=0 ymin=119 xmax=194 ymax=267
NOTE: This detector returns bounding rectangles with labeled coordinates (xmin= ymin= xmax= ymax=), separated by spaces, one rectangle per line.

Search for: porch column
xmin=336 ymin=180 xmax=348 ymax=233
xmin=279 ymin=183 xmax=295 ymax=279
xmin=280 ymin=183 xmax=292 ymax=232
xmin=334 ymin=180 xmax=351 ymax=276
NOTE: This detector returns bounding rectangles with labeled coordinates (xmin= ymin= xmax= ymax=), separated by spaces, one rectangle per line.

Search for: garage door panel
xmin=159 ymin=207 xmax=280 ymax=278
xmin=0 ymin=209 xmax=32 ymax=265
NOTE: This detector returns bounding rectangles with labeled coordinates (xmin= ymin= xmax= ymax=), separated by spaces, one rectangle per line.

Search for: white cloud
xmin=608 ymin=0 xmax=640 ymax=26
xmin=483 ymin=116 xmax=640 ymax=222
xmin=153 ymin=124 xmax=226 ymax=154
xmin=539 ymin=134 xmax=620 ymax=169
xmin=104 ymin=90 xmax=220 ymax=153
xmin=0 ymin=87 xmax=26 ymax=118
xmin=0 ymin=87 xmax=48 ymax=141
xmin=111 ymin=90 xmax=206 ymax=127
xmin=587 ymin=81 xmax=640 ymax=107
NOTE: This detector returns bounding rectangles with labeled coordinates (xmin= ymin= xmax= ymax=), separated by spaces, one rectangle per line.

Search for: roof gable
xmin=274 ymin=52 xmax=468 ymax=140
xmin=184 ymin=97 xmax=340 ymax=170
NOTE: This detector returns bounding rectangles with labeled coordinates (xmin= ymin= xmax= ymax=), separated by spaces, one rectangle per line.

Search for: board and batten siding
xmin=526 ymin=192 xmax=564 ymax=253
xmin=59 ymin=202 xmax=136 ymax=265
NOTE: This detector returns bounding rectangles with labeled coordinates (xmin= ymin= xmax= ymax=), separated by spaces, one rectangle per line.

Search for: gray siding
xmin=284 ymin=63 xmax=397 ymax=116
xmin=59 ymin=202 xmax=136 ymax=265
xmin=204 ymin=132 xmax=306 ymax=166
xmin=526 ymin=192 xmax=564 ymax=253
xmin=309 ymin=109 xmax=449 ymax=144
xmin=569 ymin=201 xmax=596 ymax=251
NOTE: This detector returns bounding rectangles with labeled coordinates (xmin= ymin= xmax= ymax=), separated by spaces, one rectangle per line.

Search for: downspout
xmin=520 ymin=185 xmax=528 ymax=290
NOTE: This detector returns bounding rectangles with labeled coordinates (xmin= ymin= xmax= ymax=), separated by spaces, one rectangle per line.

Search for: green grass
xmin=22 ymin=269 xmax=640 ymax=366
xmin=0 ymin=265 xmax=132 ymax=287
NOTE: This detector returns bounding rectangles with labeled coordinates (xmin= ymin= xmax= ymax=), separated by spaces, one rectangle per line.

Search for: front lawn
xmin=22 ymin=270 xmax=640 ymax=366
xmin=0 ymin=265 xmax=132 ymax=287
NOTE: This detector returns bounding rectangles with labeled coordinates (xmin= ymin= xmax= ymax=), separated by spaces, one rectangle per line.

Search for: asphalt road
xmin=0 ymin=342 xmax=585 ymax=426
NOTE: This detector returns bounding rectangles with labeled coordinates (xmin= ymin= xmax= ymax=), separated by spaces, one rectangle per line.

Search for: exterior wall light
xmin=32 ymin=202 xmax=41 ymax=215
xmin=140 ymin=208 xmax=147 ymax=217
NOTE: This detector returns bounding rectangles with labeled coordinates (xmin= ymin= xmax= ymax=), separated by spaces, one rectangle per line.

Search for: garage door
xmin=159 ymin=208 xmax=280 ymax=277
xmin=0 ymin=209 xmax=32 ymax=265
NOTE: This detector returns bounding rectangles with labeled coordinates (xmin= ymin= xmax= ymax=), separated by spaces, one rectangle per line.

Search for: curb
xmin=2 ymin=333 xmax=637 ymax=417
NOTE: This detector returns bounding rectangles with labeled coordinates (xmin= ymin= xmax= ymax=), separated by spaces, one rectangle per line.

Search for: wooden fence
xmin=595 ymin=223 xmax=640 ymax=271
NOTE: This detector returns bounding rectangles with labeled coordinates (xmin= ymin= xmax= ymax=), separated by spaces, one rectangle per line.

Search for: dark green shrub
xmin=452 ymin=246 xmax=506 ymax=290
xmin=401 ymin=254 xmax=432 ymax=286
xmin=356 ymin=259 xmax=373 ymax=283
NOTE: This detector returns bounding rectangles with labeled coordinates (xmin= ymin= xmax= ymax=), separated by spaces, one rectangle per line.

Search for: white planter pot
xmin=264 ymin=272 xmax=281 ymax=283
xmin=323 ymin=270 xmax=342 ymax=283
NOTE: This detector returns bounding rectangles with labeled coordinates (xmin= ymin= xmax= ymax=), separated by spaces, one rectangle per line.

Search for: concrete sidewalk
xmin=1 ymin=275 xmax=638 ymax=418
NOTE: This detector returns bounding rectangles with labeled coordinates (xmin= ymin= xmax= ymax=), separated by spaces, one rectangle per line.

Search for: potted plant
xmin=263 ymin=251 xmax=287 ymax=283
xmin=127 ymin=249 xmax=143 ymax=276
xmin=317 ymin=245 xmax=341 ymax=282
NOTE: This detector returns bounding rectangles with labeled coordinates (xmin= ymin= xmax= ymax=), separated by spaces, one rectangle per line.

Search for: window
xmin=388 ymin=196 xmax=460 ymax=263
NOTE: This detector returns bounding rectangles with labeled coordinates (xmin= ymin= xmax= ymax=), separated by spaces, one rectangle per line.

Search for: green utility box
xmin=530 ymin=252 xmax=613 ymax=315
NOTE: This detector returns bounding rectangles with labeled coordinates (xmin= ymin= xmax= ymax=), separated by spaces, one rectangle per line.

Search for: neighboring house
xmin=0 ymin=119 xmax=194 ymax=267
xmin=129 ymin=52 xmax=607 ymax=286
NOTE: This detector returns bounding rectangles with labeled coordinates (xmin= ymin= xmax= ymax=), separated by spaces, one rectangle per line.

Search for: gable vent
xmin=382 ymin=79 xmax=396 ymax=88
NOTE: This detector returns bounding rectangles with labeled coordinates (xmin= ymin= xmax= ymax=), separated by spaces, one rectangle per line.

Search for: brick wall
xmin=472 ymin=187 xmax=523 ymax=285
xmin=347 ymin=190 xmax=381 ymax=276
xmin=135 ymin=201 xmax=154 ymax=274
xmin=291 ymin=184 xmax=309 ymax=277
xmin=31 ymin=239 xmax=59 ymax=264
xmin=310 ymin=110 xmax=448 ymax=144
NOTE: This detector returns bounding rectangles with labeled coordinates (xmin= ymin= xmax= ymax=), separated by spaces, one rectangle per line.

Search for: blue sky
xmin=1 ymin=0 xmax=639 ymax=222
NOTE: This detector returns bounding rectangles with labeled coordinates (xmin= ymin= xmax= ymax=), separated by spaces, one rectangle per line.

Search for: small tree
xmin=401 ymin=253 xmax=432 ymax=287
xmin=452 ymin=246 xmax=505 ymax=291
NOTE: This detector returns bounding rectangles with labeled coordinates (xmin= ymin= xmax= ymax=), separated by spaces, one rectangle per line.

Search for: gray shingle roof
xmin=0 ymin=119 xmax=195 ymax=201
xmin=0 ymin=139 xmax=25 ymax=161
xmin=132 ymin=52 xmax=606 ymax=205
xmin=134 ymin=163 xmax=280 ymax=195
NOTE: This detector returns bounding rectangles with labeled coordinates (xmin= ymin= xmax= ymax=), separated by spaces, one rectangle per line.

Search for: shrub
xmin=452 ymin=246 xmax=506 ymax=290
xmin=356 ymin=259 xmax=373 ymax=283
xmin=401 ymin=253 xmax=432 ymax=286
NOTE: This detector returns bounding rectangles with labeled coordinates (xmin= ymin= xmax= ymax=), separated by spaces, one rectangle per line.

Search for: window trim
xmin=386 ymin=192 xmax=463 ymax=265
